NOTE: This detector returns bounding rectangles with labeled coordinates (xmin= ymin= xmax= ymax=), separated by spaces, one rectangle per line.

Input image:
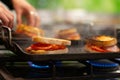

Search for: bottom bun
xmin=26 ymin=48 xmax=68 ymax=54
xmin=84 ymin=45 xmax=101 ymax=53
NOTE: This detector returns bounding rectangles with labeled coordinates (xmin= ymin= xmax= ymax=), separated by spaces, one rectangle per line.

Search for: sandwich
xmin=55 ymin=28 xmax=81 ymax=40
xmin=26 ymin=36 xmax=71 ymax=54
xmin=16 ymin=24 xmax=44 ymax=37
xmin=85 ymin=35 xmax=119 ymax=53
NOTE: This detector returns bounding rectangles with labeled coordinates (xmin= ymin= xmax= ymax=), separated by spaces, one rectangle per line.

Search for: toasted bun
xmin=58 ymin=28 xmax=77 ymax=35
xmin=33 ymin=36 xmax=71 ymax=46
xmin=56 ymin=28 xmax=81 ymax=40
xmin=87 ymin=35 xmax=117 ymax=47
xmin=26 ymin=48 xmax=68 ymax=54
xmin=16 ymin=24 xmax=44 ymax=37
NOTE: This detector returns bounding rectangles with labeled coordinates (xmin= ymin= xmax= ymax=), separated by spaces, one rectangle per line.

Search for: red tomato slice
xmin=50 ymin=44 xmax=66 ymax=50
xmin=31 ymin=43 xmax=66 ymax=50
xmin=91 ymin=46 xmax=108 ymax=52
xmin=31 ymin=43 xmax=52 ymax=50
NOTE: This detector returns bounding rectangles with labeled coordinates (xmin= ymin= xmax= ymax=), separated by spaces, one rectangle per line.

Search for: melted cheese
xmin=95 ymin=35 xmax=113 ymax=41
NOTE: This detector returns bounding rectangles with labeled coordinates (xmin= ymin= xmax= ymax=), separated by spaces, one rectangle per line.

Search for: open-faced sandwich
xmin=26 ymin=36 xmax=71 ymax=54
xmin=16 ymin=24 xmax=44 ymax=37
xmin=56 ymin=28 xmax=81 ymax=40
xmin=85 ymin=35 xmax=119 ymax=53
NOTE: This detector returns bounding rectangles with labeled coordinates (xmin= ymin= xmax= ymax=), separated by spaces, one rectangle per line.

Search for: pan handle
xmin=1 ymin=26 xmax=12 ymax=46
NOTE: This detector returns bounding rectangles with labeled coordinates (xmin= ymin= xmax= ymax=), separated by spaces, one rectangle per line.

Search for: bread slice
xmin=87 ymin=35 xmax=117 ymax=47
xmin=26 ymin=47 xmax=68 ymax=54
xmin=33 ymin=36 xmax=71 ymax=46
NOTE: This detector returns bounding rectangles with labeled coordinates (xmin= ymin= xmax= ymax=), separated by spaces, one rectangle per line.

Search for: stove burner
xmin=86 ymin=59 xmax=119 ymax=68
xmin=28 ymin=61 xmax=49 ymax=69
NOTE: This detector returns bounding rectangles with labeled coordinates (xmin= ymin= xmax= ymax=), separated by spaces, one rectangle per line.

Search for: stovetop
xmin=0 ymin=61 xmax=89 ymax=80
xmin=0 ymin=44 xmax=120 ymax=80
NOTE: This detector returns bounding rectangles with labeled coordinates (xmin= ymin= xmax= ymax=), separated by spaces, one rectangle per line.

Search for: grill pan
xmin=1 ymin=26 xmax=120 ymax=61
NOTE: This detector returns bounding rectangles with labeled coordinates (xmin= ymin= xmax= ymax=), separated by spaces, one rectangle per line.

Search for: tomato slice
xmin=31 ymin=43 xmax=52 ymax=50
xmin=31 ymin=42 xmax=66 ymax=51
xmin=50 ymin=44 xmax=66 ymax=50
xmin=88 ymin=44 xmax=108 ymax=52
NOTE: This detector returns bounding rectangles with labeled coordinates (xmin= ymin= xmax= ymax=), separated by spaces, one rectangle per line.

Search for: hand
xmin=0 ymin=2 xmax=14 ymax=28
xmin=12 ymin=0 xmax=40 ymax=27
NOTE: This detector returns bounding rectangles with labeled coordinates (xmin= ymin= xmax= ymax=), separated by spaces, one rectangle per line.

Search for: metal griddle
xmin=1 ymin=25 xmax=120 ymax=61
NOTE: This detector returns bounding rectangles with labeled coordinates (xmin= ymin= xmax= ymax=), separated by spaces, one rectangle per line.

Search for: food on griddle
xmin=16 ymin=24 xmax=44 ymax=37
xmin=56 ymin=28 xmax=81 ymax=40
xmin=26 ymin=36 xmax=71 ymax=54
xmin=85 ymin=35 xmax=119 ymax=53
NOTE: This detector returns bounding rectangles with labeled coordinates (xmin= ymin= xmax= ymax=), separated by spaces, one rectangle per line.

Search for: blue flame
xmin=86 ymin=60 xmax=119 ymax=67
xmin=28 ymin=61 xmax=49 ymax=69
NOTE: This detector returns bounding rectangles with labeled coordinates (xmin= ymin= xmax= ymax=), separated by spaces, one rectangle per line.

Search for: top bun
xmin=56 ymin=28 xmax=81 ymax=40
xmin=32 ymin=36 xmax=71 ymax=46
xmin=87 ymin=35 xmax=117 ymax=47
xmin=16 ymin=24 xmax=44 ymax=37
xmin=58 ymin=28 xmax=77 ymax=35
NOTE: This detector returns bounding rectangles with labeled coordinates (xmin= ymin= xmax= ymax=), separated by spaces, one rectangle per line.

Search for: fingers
xmin=3 ymin=10 xmax=14 ymax=28
xmin=16 ymin=11 xmax=22 ymax=25
xmin=0 ymin=10 xmax=14 ymax=28
xmin=27 ymin=11 xmax=35 ymax=27
xmin=0 ymin=3 xmax=14 ymax=28
xmin=35 ymin=14 xmax=40 ymax=27
xmin=27 ymin=11 xmax=40 ymax=27
xmin=0 ymin=13 xmax=9 ymax=26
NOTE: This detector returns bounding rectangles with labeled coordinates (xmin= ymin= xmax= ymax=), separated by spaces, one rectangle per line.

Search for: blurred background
xmin=27 ymin=0 xmax=120 ymax=25
xmin=27 ymin=0 xmax=120 ymax=13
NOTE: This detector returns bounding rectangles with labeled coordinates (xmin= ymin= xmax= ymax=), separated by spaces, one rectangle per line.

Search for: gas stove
xmin=0 ymin=43 xmax=120 ymax=80
xmin=1 ymin=61 xmax=89 ymax=80
xmin=0 ymin=44 xmax=89 ymax=80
